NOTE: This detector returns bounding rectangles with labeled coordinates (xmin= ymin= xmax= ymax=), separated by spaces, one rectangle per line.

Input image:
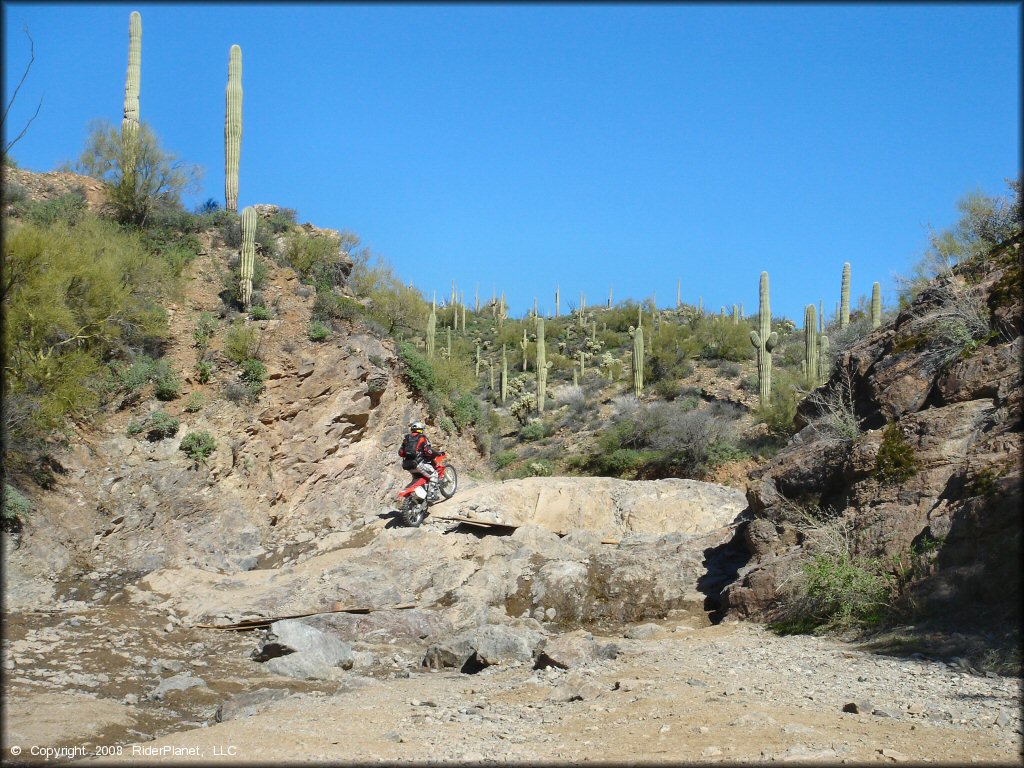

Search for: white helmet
xmin=409 ymin=420 xmax=425 ymax=433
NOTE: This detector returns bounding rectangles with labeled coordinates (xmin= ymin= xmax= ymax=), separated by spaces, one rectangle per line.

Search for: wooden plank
xmin=195 ymin=602 xmax=416 ymax=631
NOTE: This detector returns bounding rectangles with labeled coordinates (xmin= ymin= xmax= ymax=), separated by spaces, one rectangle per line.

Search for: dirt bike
xmin=396 ymin=452 xmax=458 ymax=527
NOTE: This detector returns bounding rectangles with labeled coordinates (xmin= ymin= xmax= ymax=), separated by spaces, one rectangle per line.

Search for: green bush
xmin=145 ymin=411 xmax=180 ymax=440
xmin=239 ymin=358 xmax=266 ymax=396
xmin=223 ymin=323 xmax=261 ymax=363
xmin=450 ymin=392 xmax=482 ymax=430
xmin=193 ymin=312 xmax=218 ymax=349
xmin=398 ymin=342 xmax=437 ymax=396
xmin=119 ymin=355 xmax=157 ymax=392
xmin=772 ymin=550 xmax=892 ymax=634
xmin=16 ymin=190 xmax=88 ymax=227
xmin=196 ymin=360 xmax=214 ymax=384
xmin=493 ymin=449 xmax=518 ymax=470
xmin=2 ymin=484 xmax=33 ymax=528
xmin=874 ymin=423 xmax=920 ymax=484
xmin=151 ymin=360 xmax=181 ymax=400
xmin=520 ymin=420 xmax=548 ymax=442
xmin=184 ymin=392 xmax=204 ymax=413
xmin=179 ymin=430 xmax=216 ymax=462
xmin=249 ymin=305 xmax=272 ymax=321
xmin=126 ymin=419 xmax=145 ymax=436
xmin=312 ymin=289 xmax=363 ymax=324
xmin=308 ymin=321 xmax=330 ymax=342
xmin=283 ymin=231 xmax=345 ymax=286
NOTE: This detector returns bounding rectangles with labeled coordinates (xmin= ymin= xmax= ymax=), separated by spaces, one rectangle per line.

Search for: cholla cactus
xmin=426 ymin=297 xmax=437 ymax=359
xmin=840 ymin=262 xmax=851 ymax=330
xmin=749 ymin=272 xmax=778 ymax=408
xmin=224 ymin=44 xmax=243 ymax=213
xmin=803 ymin=304 xmax=818 ymax=386
xmin=122 ymin=12 xmax=142 ymax=172
xmin=239 ymin=206 xmax=256 ymax=309
xmin=871 ymin=282 xmax=882 ymax=328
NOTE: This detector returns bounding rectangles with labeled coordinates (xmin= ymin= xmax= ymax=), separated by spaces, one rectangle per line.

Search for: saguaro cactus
xmin=732 ymin=304 xmax=739 ymax=325
xmin=870 ymin=282 xmax=881 ymax=328
xmin=555 ymin=286 xmax=560 ymax=317
xmin=608 ymin=286 xmax=613 ymax=309
xmin=676 ymin=279 xmax=682 ymax=310
xmin=446 ymin=326 xmax=452 ymax=358
xmin=803 ymin=304 xmax=818 ymax=386
xmin=122 ymin=11 xmax=142 ymax=172
xmin=578 ymin=349 xmax=586 ymax=377
xmin=840 ymin=262 xmax=851 ymax=330
xmin=631 ymin=312 xmax=644 ymax=398
xmin=225 ymin=44 xmax=243 ymax=213
xmin=239 ymin=206 xmax=256 ymax=309
xmin=426 ymin=298 xmax=437 ymax=359
xmin=520 ymin=327 xmax=528 ymax=372
xmin=475 ymin=342 xmax=481 ymax=376
xmin=501 ymin=345 xmax=509 ymax=403
xmin=749 ymin=272 xmax=778 ymax=408
xmin=536 ymin=317 xmax=550 ymax=412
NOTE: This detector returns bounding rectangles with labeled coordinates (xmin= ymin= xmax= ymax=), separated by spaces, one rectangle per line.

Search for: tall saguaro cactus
xmin=631 ymin=310 xmax=644 ymax=398
xmin=749 ymin=272 xmax=778 ymax=408
xmin=555 ymin=286 xmax=560 ymax=317
xmin=122 ymin=11 xmax=142 ymax=172
xmin=426 ymin=298 xmax=437 ymax=359
xmin=224 ymin=44 xmax=243 ymax=213
xmin=536 ymin=317 xmax=550 ymax=412
xmin=520 ymin=327 xmax=528 ymax=372
xmin=676 ymin=279 xmax=682 ymax=310
xmin=239 ymin=206 xmax=256 ymax=309
xmin=818 ymin=334 xmax=830 ymax=387
xmin=870 ymin=282 xmax=882 ymax=328
xmin=840 ymin=262 xmax=851 ymax=330
xmin=802 ymin=304 xmax=818 ymax=386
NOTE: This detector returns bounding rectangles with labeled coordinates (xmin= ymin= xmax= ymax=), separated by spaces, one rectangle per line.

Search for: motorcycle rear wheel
xmin=439 ymin=466 xmax=458 ymax=499
xmin=401 ymin=496 xmax=427 ymax=527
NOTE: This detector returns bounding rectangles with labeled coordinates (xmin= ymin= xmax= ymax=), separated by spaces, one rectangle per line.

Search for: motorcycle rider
xmin=399 ymin=420 xmax=439 ymax=499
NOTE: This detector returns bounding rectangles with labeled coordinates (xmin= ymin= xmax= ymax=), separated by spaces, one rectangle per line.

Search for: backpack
xmin=400 ymin=433 xmax=425 ymax=470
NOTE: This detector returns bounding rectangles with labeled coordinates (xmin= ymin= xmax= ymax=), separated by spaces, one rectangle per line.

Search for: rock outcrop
xmin=722 ymin=237 xmax=1023 ymax=627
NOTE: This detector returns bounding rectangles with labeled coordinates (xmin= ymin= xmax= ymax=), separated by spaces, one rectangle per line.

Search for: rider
xmin=399 ymin=420 xmax=439 ymax=498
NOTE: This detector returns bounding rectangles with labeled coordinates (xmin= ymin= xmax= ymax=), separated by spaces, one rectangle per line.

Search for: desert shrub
xmin=450 ymin=392 xmax=482 ymax=430
xmin=554 ymin=384 xmax=587 ymax=415
xmin=652 ymin=377 xmax=683 ymax=401
xmin=221 ymin=255 xmax=268 ymax=308
xmin=223 ymin=382 xmax=254 ymax=403
xmin=906 ymin=277 xmax=994 ymax=372
xmin=718 ymin=360 xmax=742 ymax=378
xmin=2 ymin=178 xmax=29 ymax=205
xmin=239 ymin=358 xmax=266 ymax=391
xmin=771 ymin=514 xmax=893 ymax=634
xmin=223 ymin=323 xmax=261 ymax=363
xmin=283 ymin=231 xmax=345 ymax=286
xmin=125 ymin=419 xmax=145 ymax=436
xmin=308 ymin=321 xmax=330 ymax=342
xmin=179 ymin=430 xmax=216 ymax=461
xmin=874 ymin=423 xmax=920 ymax=484
xmin=312 ymin=289 xmax=363 ymax=324
xmin=3 ymin=217 xmax=171 ymax=445
xmin=144 ymin=411 xmax=180 ymax=440
xmin=151 ymin=360 xmax=181 ymax=400
xmin=755 ymin=368 xmax=802 ymax=438
xmin=184 ymin=392 xmax=204 ymax=413
xmin=520 ymin=420 xmax=548 ymax=442
xmin=196 ymin=360 xmax=213 ymax=384
xmin=2 ymin=484 xmax=33 ymax=529
xmin=803 ymin=370 xmax=859 ymax=444
xmin=70 ymin=119 xmax=201 ymax=228
xmin=493 ymin=449 xmax=518 ymax=470
xmin=193 ymin=312 xmax=217 ymax=350
xmin=250 ymin=305 xmax=272 ymax=321
xmin=825 ymin=315 xmax=874 ymax=366
xmin=118 ymin=355 xmax=157 ymax=392
xmin=17 ymin=190 xmax=88 ymax=227
xmin=398 ymin=342 xmax=436 ymax=396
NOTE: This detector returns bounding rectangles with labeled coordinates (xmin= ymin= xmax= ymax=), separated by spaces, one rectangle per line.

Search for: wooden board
xmin=195 ymin=603 xmax=416 ymax=631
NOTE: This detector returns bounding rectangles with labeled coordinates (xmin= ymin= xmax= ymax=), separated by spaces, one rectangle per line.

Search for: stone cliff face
xmin=722 ymin=237 xmax=1023 ymax=627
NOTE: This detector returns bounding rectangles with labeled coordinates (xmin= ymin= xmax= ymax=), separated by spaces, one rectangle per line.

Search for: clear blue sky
xmin=3 ymin=3 xmax=1020 ymax=324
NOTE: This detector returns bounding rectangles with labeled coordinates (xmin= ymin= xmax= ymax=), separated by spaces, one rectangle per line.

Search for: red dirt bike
xmin=396 ymin=452 xmax=458 ymax=527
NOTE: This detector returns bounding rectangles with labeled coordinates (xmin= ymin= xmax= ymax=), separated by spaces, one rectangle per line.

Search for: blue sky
xmin=3 ymin=3 xmax=1020 ymax=323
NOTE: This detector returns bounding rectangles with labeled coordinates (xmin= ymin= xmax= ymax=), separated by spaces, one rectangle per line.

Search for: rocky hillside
xmin=722 ymin=233 xmax=1023 ymax=643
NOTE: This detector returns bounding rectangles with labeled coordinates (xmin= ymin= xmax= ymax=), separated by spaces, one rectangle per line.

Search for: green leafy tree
xmin=69 ymin=118 xmax=201 ymax=227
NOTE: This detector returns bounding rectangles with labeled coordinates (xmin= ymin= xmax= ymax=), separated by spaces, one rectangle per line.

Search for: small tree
xmin=70 ymin=118 xmax=201 ymax=227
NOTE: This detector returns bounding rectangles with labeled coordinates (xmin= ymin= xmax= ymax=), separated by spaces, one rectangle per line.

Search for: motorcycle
xmin=396 ymin=452 xmax=458 ymax=527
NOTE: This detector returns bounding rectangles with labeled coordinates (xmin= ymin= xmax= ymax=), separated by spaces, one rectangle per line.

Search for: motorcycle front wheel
xmin=401 ymin=496 xmax=428 ymax=528
xmin=439 ymin=466 xmax=458 ymax=499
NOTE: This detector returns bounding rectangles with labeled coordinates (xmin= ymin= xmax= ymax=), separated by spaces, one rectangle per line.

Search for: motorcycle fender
xmin=413 ymin=486 xmax=427 ymax=500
